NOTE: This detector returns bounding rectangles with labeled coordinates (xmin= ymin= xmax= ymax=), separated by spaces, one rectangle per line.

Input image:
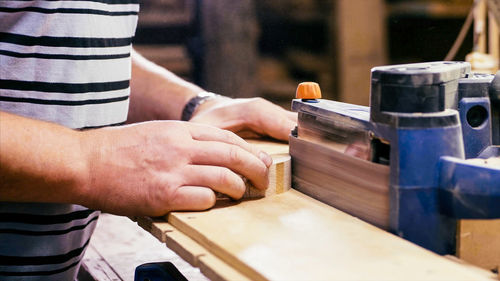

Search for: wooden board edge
xmin=163 ymin=222 xmax=250 ymax=281
xmin=165 ymin=230 xmax=206 ymax=267
xmin=198 ymin=255 xmax=252 ymax=281
xmin=135 ymin=217 xmax=251 ymax=280
xmin=168 ymin=189 xmax=500 ymax=281
xmin=444 ymin=255 xmax=499 ymax=280
xmin=167 ymin=213 xmax=268 ymax=281
xmin=134 ymin=216 xmax=175 ymax=243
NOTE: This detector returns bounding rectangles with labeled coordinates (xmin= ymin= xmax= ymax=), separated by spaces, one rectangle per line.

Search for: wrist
xmin=76 ymin=129 xmax=105 ymax=209
xmin=181 ymin=92 xmax=220 ymax=121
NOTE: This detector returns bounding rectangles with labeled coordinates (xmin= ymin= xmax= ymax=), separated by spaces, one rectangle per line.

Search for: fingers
xmin=190 ymin=141 xmax=269 ymax=190
xmin=183 ymin=165 xmax=246 ymax=199
xmin=245 ymin=101 xmax=296 ymax=141
xmin=258 ymin=111 xmax=296 ymax=141
xmin=270 ymin=106 xmax=297 ymax=141
xmin=187 ymin=97 xmax=298 ymax=142
xmin=187 ymin=123 xmax=272 ymax=167
xmin=168 ymin=186 xmax=216 ymax=211
xmin=276 ymin=116 xmax=296 ymax=141
xmin=286 ymin=111 xmax=298 ymax=122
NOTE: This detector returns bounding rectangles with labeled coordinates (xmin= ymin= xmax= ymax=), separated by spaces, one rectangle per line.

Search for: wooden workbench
xmin=132 ymin=140 xmax=498 ymax=281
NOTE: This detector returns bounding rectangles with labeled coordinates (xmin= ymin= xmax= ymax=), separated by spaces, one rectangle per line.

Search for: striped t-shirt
xmin=0 ymin=1 xmax=139 ymax=280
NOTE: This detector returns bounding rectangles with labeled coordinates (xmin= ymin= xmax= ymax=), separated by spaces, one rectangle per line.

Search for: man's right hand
xmin=80 ymin=121 xmax=272 ymax=216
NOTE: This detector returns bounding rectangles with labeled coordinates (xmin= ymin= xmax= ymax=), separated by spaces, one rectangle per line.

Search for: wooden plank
xmin=167 ymin=190 xmax=497 ymax=281
xmin=134 ymin=216 xmax=250 ymax=280
xmin=166 ymin=229 xmax=207 ymax=267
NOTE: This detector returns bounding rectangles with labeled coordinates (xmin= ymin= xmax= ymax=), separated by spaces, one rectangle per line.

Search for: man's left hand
xmin=190 ymin=97 xmax=297 ymax=141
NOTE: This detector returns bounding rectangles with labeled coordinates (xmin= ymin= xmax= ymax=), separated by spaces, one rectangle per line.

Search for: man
xmin=0 ymin=1 xmax=296 ymax=280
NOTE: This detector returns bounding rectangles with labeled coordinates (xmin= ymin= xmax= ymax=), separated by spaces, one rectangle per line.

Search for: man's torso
xmin=0 ymin=1 xmax=139 ymax=279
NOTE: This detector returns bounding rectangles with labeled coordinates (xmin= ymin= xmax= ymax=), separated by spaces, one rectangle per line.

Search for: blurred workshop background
xmin=133 ymin=0 xmax=477 ymax=107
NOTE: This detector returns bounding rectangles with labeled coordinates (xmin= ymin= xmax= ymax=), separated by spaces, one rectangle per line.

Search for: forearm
xmin=0 ymin=111 xmax=88 ymax=204
xmin=128 ymin=49 xmax=205 ymax=122
xmin=127 ymin=49 xmax=296 ymax=141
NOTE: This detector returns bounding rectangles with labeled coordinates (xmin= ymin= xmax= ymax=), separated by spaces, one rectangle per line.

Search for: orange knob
xmin=296 ymin=82 xmax=322 ymax=100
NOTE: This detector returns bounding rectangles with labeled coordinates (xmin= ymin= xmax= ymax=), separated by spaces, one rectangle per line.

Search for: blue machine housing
xmin=291 ymin=61 xmax=500 ymax=255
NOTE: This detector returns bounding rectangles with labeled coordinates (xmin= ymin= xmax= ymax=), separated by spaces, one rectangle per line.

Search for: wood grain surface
xmin=167 ymin=190 xmax=496 ymax=281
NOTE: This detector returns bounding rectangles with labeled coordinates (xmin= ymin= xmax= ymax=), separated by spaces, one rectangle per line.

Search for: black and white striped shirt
xmin=0 ymin=1 xmax=139 ymax=279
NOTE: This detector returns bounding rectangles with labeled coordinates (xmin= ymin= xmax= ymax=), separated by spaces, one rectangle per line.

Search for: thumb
xmin=265 ymin=117 xmax=296 ymax=141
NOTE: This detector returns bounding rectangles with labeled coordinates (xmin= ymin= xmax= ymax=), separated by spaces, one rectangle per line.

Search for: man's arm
xmin=128 ymin=49 xmax=203 ymax=122
xmin=128 ymin=49 xmax=297 ymax=140
xmin=0 ymin=112 xmax=88 ymax=204
xmin=0 ymin=111 xmax=271 ymax=216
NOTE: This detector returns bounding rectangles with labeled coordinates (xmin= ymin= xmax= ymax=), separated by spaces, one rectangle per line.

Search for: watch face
xmin=198 ymin=92 xmax=217 ymax=98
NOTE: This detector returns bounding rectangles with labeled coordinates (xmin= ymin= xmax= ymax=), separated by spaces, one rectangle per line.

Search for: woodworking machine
xmin=290 ymin=61 xmax=500 ymax=255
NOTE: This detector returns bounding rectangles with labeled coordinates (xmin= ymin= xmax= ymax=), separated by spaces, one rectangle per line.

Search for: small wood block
xmin=243 ymin=153 xmax=291 ymax=199
xmin=217 ymin=140 xmax=291 ymax=200
xmin=457 ymin=219 xmax=500 ymax=272
xmin=457 ymin=157 xmax=500 ymax=272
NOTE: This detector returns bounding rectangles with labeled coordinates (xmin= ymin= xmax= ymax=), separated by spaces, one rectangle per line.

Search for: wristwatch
xmin=181 ymin=92 xmax=218 ymax=121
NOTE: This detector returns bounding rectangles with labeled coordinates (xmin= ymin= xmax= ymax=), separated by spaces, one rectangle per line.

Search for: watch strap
xmin=181 ymin=92 xmax=218 ymax=121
